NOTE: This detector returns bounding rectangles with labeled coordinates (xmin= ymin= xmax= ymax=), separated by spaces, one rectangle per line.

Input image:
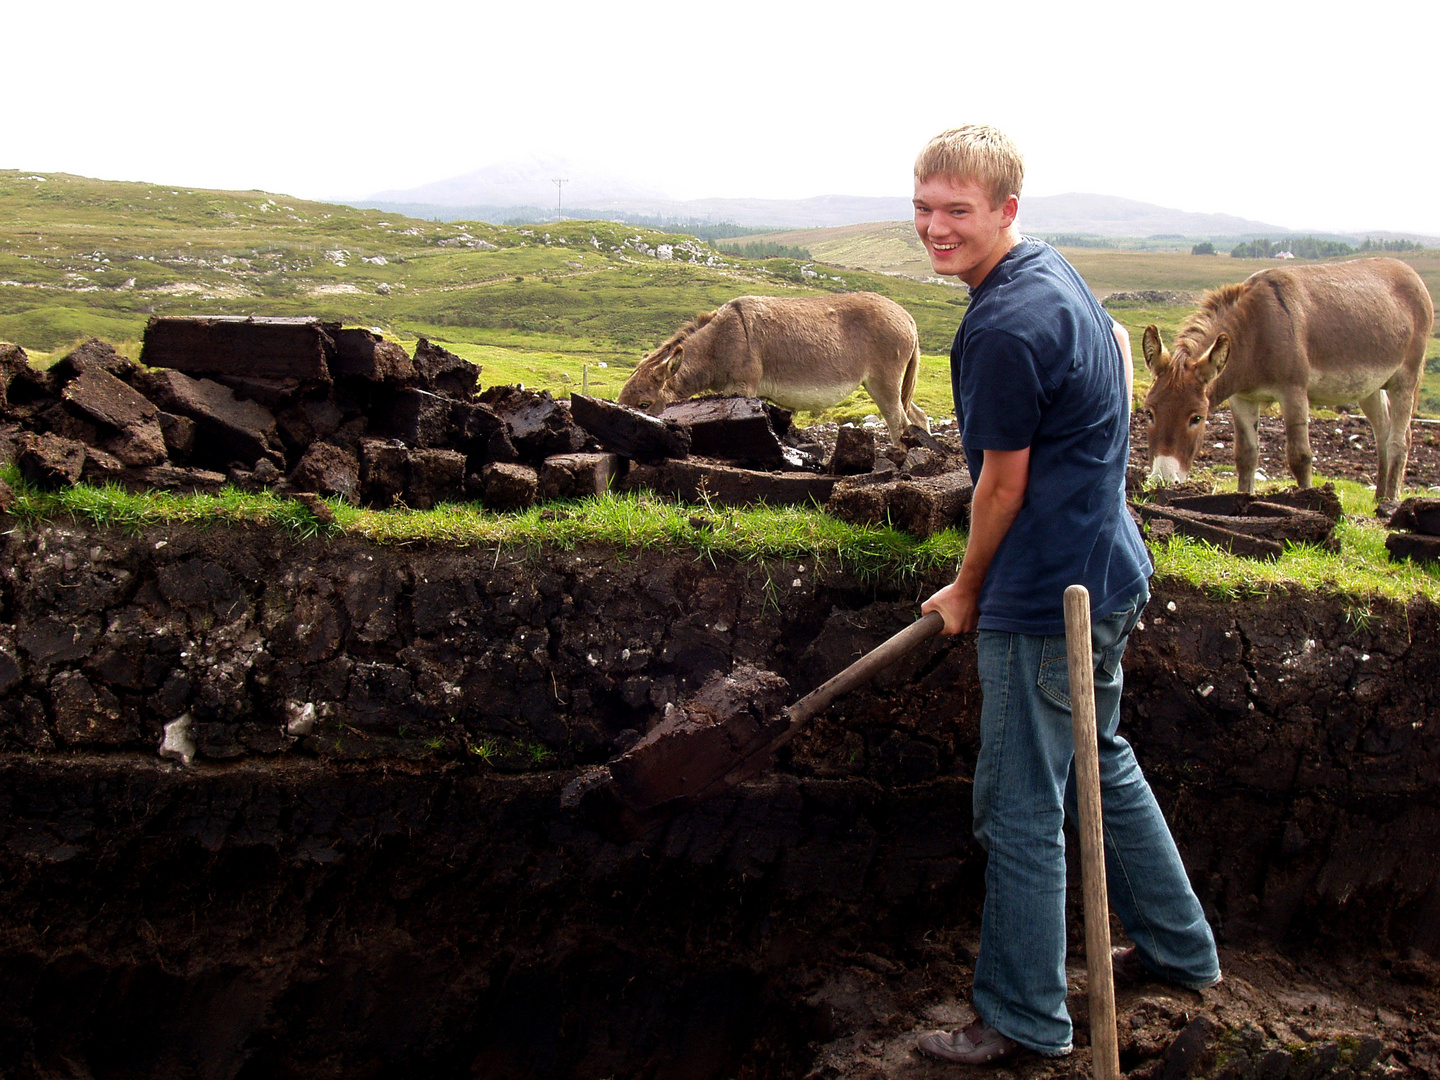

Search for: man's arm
xmin=1112 ymin=319 xmax=1133 ymax=406
xmin=921 ymin=446 xmax=1030 ymax=635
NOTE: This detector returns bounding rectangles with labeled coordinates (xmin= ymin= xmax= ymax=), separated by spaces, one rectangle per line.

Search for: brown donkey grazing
xmin=618 ymin=292 xmax=929 ymax=443
xmin=1141 ymin=258 xmax=1433 ymax=505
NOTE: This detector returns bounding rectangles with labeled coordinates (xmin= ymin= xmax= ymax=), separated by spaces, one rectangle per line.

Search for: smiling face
xmin=912 ymin=174 xmax=1019 ymax=289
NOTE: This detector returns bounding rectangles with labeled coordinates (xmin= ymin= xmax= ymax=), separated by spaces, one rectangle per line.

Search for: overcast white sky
xmin=8 ymin=0 xmax=1438 ymax=235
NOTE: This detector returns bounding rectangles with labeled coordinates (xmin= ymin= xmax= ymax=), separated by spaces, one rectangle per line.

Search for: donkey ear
xmin=665 ymin=345 xmax=684 ymax=378
xmin=1141 ymin=325 xmax=1167 ymax=373
xmin=1193 ymin=334 xmax=1230 ymax=385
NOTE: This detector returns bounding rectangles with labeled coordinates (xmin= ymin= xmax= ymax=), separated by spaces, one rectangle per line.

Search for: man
xmin=913 ymin=125 xmax=1220 ymax=1066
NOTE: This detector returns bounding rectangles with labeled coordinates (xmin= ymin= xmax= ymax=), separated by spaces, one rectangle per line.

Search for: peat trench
xmin=1 ymin=522 xmax=1438 ymax=1079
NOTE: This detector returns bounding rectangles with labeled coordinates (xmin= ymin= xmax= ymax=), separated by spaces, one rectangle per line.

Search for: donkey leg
xmin=1278 ymin=391 xmax=1313 ymax=489
xmin=1380 ymin=378 xmax=1418 ymax=503
xmin=905 ymin=400 xmax=930 ymax=431
xmin=1356 ymin=389 xmax=1393 ymax=500
xmin=1229 ymin=398 xmax=1262 ymax=494
xmin=863 ymin=375 xmax=909 ymax=445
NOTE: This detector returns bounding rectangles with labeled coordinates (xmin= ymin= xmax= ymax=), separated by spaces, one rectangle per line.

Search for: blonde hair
xmin=914 ymin=125 xmax=1024 ymax=209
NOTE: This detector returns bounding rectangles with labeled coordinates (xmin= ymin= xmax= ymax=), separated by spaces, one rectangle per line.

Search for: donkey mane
xmin=636 ymin=309 xmax=719 ymax=371
xmin=1172 ymin=281 xmax=1252 ymax=362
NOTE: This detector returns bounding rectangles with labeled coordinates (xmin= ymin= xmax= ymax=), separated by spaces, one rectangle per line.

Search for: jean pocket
xmin=1094 ymin=597 xmax=1141 ymax=682
xmin=1036 ymin=634 xmax=1071 ymax=710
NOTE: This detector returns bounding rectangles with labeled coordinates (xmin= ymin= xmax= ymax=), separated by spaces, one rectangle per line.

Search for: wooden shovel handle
xmin=1065 ymin=584 xmax=1121 ymax=1080
xmin=768 ymin=610 xmax=946 ymax=752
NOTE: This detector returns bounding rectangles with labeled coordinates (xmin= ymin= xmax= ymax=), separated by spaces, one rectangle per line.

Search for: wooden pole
xmin=1064 ymin=584 xmax=1121 ymax=1080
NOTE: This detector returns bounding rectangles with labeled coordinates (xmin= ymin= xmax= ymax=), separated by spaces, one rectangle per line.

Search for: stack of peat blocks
xmin=0 ymin=316 xmax=975 ymax=538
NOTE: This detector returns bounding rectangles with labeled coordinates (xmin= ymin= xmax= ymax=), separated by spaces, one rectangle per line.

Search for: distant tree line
xmin=686 ymin=222 xmax=790 ymax=241
xmin=1359 ymin=237 xmax=1426 ymax=252
xmin=715 ymin=241 xmax=813 ymax=260
xmin=1192 ymin=242 xmax=1216 ymax=255
xmin=1040 ymin=234 xmax=1111 ymax=248
xmin=1228 ymin=235 xmax=1428 ymax=259
xmin=1230 ymin=236 xmax=1363 ymax=259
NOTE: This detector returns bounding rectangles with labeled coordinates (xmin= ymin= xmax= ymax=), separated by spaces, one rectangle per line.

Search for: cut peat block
xmin=380 ymin=388 xmax=461 ymax=449
xmin=659 ymin=396 xmax=786 ymax=467
xmin=480 ymin=461 xmax=540 ymax=511
xmin=479 ymin=386 xmax=588 ymax=461
xmin=412 ymin=339 xmax=480 ymax=399
xmin=331 ymin=329 xmax=416 ymax=383
xmin=621 ymin=458 xmax=838 ymax=508
xmin=1136 ymin=505 xmax=1285 ymax=560
xmin=1134 ymin=486 xmax=1342 ymax=559
xmin=826 ymin=471 xmax=974 ymax=539
xmin=540 ymin=453 xmax=626 ymax=500
xmin=137 ymin=369 xmax=283 ymax=469
xmin=15 ymin=433 xmax=86 ymax=489
xmin=1148 ymin=485 xmax=1343 ymax=525
xmin=1385 ymin=532 xmax=1440 ymax=566
xmin=1388 ymin=497 xmax=1440 ymax=537
xmin=569 ymin=394 xmax=690 ymax=462
xmin=603 ymin=665 xmax=794 ymax=813
xmin=1385 ymin=497 xmax=1440 ymax=565
xmin=141 ymin=316 xmax=336 ymax=382
xmin=827 ymin=425 xmax=876 ymax=476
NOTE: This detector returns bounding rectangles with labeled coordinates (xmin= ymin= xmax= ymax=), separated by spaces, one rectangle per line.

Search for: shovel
xmin=1064 ymin=584 xmax=1121 ymax=1080
xmin=571 ymin=611 xmax=946 ymax=831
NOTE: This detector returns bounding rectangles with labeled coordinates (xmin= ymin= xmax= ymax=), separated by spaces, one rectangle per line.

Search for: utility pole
xmin=552 ymin=178 xmax=568 ymax=221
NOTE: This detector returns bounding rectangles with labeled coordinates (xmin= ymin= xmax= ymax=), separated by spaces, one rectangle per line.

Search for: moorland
xmin=4 ymin=169 xmax=1438 ymax=425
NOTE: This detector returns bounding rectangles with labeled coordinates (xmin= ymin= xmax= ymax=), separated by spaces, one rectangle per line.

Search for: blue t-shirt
xmin=951 ymin=238 xmax=1151 ymax=635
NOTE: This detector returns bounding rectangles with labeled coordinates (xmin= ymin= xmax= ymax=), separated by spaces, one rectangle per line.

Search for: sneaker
xmin=917 ymin=1018 xmax=1021 ymax=1065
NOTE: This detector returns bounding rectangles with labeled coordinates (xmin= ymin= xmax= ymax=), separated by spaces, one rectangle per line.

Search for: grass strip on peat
xmin=5 ymin=469 xmax=1438 ymax=604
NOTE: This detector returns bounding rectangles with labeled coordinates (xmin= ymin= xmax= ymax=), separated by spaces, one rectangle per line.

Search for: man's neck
xmin=962 ymin=225 xmax=1022 ymax=290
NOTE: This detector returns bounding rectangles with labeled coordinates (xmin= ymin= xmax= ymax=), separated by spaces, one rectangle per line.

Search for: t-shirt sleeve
xmin=959 ymin=327 xmax=1045 ymax=450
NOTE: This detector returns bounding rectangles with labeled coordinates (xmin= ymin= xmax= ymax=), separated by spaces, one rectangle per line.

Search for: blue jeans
xmin=970 ymin=583 xmax=1219 ymax=1056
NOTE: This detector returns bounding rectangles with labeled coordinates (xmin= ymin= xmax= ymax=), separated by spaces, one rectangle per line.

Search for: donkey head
xmin=618 ymin=346 xmax=685 ymax=414
xmin=1141 ymin=324 xmax=1231 ymax=483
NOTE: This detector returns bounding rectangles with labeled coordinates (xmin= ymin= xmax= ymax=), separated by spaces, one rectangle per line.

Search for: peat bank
xmin=1 ymin=522 xmax=1438 ymax=1079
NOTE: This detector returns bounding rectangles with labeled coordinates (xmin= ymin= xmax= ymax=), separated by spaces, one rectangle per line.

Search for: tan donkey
xmin=1141 ymin=257 xmax=1433 ymax=505
xmin=619 ymin=292 xmax=929 ymax=443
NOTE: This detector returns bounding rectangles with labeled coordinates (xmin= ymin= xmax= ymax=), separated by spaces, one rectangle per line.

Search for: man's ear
xmin=1000 ymin=193 xmax=1019 ymax=228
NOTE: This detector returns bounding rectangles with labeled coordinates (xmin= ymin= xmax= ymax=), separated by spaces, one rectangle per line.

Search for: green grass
xmin=1 ymin=464 xmax=962 ymax=584
xmin=7 ymin=466 xmax=1437 ymax=603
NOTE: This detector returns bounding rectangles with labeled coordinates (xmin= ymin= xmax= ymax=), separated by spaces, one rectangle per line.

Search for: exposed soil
xmin=1 ymin=502 xmax=1439 ymax=1078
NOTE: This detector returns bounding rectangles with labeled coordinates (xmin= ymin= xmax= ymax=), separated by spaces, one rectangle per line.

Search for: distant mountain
xmin=351 ymin=161 xmax=1302 ymax=236
xmin=363 ymin=156 xmax=671 ymax=213
xmin=1014 ymin=193 xmax=1288 ymax=239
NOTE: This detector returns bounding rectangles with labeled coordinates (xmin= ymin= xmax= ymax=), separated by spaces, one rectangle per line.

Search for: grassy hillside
xmin=2 ymin=171 xmax=1436 ymax=420
xmin=720 ymin=222 xmax=944 ymax=281
xmin=0 ymin=171 xmax=969 ymax=425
